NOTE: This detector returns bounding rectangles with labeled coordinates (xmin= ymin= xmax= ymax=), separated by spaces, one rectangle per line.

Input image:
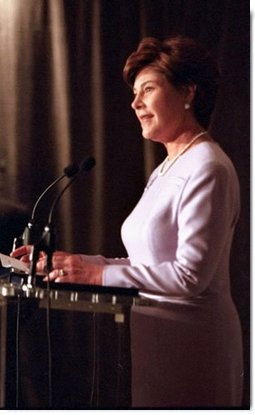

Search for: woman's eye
xmin=144 ymin=86 xmax=153 ymax=93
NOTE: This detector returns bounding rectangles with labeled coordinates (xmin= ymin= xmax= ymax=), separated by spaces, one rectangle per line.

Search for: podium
xmin=0 ymin=276 xmax=139 ymax=409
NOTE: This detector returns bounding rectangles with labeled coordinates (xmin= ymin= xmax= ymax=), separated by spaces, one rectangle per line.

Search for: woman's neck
xmin=164 ymin=128 xmax=208 ymax=160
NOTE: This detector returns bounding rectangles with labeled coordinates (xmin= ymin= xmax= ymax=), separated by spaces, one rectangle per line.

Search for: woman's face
xmin=131 ymin=67 xmax=190 ymax=143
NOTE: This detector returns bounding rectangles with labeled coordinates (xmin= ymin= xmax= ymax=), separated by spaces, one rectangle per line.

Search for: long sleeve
xmin=80 ymin=254 xmax=130 ymax=266
xmin=102 ymin=144 xmax=240 ymax=299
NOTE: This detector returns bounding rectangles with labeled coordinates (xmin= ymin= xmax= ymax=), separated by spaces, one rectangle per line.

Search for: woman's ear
xmin=183 ymin=84 xmax=197 ymax=106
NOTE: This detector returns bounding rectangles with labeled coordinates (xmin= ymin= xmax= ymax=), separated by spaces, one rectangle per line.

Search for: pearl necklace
xmin=158 ymin=131 xmax=207 ymax=176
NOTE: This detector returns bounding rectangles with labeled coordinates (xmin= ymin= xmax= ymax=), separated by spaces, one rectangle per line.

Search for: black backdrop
xmin=0 ymin=0 xmax=250 ymax=407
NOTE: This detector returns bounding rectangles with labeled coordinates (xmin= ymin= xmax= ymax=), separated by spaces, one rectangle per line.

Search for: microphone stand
xmin=12 ymin=162 xmax=80 ymax=250
xmin=27 ymin=176 xmax=77 ymax=287
xmin=27 ymin=223 xmax=55 ymax=287
xmin=26 ymin=156 xmax=96 ymax=287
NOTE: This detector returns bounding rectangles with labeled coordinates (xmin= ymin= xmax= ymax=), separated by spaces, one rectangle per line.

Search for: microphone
xmin=12 ymin=162 xmax=80 ymax=249
xmin=28 ymin=156 xmax=96 ymax=284
xmin=47 ymin=156 xmax=96 ymax=225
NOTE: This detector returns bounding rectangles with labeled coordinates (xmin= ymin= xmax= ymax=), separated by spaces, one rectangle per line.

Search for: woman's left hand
xmin=44 ymin=251 xmax=103 ymax=285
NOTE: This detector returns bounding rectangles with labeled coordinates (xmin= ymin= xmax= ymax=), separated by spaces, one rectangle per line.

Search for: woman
xmin=11 ymin=36 xmax=243 ymax=408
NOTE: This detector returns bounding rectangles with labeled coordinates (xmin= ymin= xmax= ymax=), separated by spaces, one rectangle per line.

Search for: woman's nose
xmin=131 ymin=94 xmax=143 ymax=110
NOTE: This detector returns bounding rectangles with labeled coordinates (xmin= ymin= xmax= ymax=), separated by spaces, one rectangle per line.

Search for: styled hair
xmin=123 ymin=36 xmax=220 ymax=129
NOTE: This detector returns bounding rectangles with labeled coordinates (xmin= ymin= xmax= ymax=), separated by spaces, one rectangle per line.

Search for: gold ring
xmin=58 ymin=269 xmax=66 ymax=277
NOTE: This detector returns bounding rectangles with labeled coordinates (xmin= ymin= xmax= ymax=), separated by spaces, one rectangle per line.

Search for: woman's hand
xmin=47 ymin=251 xmax=103 ymax=285
xmin=11 ymin=246 xmax=103 ymax=285
xmin=10 ymin=245 xmax=46 ymax=273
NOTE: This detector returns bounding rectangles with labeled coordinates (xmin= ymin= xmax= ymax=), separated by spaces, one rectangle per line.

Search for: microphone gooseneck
xmin=12 ymin=162 xmax=80 ymax=249
xmin=30 ymin=162 xmax=79 ymax=221
xmin=47 ymin=156 xmax=96 ymax=224
xmin=28 ymin=156 xmax=96 ymax=285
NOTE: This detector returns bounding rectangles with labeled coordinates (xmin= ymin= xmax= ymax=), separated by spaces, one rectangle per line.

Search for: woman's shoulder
xmin=180 ymin=141 xmax=236 ymax=172
xmin=149 ymin=141 xmax=238 ymax=187
xmin=156 ymin=141 xmax=239 ymax=188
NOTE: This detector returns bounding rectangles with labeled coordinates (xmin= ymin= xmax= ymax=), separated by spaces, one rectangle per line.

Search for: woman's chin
xmin=142 ymin=129 xmax=155 ymax=140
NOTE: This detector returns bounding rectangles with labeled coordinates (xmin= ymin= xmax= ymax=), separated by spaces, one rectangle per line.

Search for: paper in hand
xmin=0 ymin=253 xmax=30 ymax=273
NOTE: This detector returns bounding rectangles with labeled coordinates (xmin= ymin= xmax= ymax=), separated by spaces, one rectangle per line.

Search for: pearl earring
xmin=184 ymin=103 xmax=190 ymax=110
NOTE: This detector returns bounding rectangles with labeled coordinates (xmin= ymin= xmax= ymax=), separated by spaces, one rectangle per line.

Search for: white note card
xmin=0 ymin=253 xmax=30 ymax=273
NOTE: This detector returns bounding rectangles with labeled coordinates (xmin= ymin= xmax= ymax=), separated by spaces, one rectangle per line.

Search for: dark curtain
xmin=0 ymin=0 xmax=250 ymax=407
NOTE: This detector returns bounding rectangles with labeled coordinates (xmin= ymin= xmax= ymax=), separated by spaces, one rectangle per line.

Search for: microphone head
xmin=80 ymin=156 xmax=96 ymax=173
xmin=63 ymin=163 xmax=80 ymax=178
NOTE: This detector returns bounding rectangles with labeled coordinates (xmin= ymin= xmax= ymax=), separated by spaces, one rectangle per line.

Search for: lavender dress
xmin=83 ymin=142 xmax=243 ymax=408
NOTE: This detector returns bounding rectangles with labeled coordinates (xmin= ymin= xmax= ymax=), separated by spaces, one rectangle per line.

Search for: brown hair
xmin=123 ymin=36 xmax=220 ymax=129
